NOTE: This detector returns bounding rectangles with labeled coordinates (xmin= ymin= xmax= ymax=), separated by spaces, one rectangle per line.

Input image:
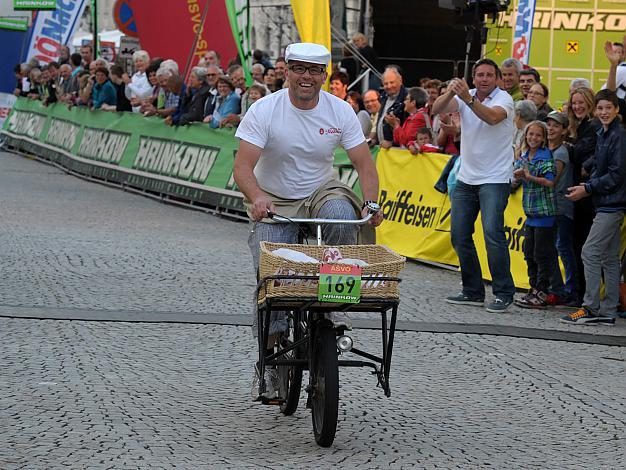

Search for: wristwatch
xmin=466 ymin=97 xmax=475 ymax=107
xmin=362 ymin=200 xmax=381 ymax=213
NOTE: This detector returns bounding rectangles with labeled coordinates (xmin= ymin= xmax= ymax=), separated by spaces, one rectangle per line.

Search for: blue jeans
xmin=450 ymin=180 xmax=515 ymax=301
xmin=556 ymin=215 xmax=577 ymax=298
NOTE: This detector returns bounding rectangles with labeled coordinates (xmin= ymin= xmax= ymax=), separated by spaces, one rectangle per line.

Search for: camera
xmin=439 ymin=0 xmax=510 ymax=23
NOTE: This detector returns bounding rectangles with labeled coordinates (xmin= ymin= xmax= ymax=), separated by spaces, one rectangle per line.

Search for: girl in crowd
xmin=513 ymin=121 xmax=566 ymax=308
xmin=545 ymin=111 xmax=578 ymax=305
xmin=527 ymin=82 xmax=552 ymax=121
xmin=566 ymin=87 xmax=600 ymax=304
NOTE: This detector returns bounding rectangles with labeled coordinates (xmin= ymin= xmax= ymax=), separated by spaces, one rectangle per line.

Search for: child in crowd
xmin=561 ymin=90 xmax=626 ymax=325
xmin=545 ymin=111 xmax=579 ymax=306
xmin=513 ymin=120 xmax=566 ymax=309
xmin=245 ymin=84 xmax=266 ymax=112
xmin=408 ymin=128 xmax=440 ymax=154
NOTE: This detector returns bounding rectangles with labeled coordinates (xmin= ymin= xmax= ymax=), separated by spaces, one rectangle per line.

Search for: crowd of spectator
xmin=11 ymin=33 xmax=626 ymax=322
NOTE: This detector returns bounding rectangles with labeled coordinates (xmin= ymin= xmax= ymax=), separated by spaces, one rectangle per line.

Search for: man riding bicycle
xmin=233 ymin=42 xmax=383 ymax=399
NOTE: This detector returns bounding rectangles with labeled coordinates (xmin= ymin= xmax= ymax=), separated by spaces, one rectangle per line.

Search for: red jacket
xmin=392 ymin=109 xmax=429 ymax=147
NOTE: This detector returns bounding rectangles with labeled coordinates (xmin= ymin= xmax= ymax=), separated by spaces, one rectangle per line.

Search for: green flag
xmin=225 ymin=0 xmax=252 ymax=85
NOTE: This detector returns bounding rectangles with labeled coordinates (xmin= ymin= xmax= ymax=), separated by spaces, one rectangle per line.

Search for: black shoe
xmin=446 ymin=292 xmax=484 ymax=306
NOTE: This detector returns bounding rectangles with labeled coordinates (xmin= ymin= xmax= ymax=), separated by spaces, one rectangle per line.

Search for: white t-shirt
xmin=455 ymin=87 xmax=514 ymax=184
xmin=235 ymin=89 xmax=365 ymax=199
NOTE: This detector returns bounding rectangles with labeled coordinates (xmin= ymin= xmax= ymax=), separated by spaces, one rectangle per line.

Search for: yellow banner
xmin=376 ymin=148 xmax=531 ymax=289
xmin=290 ymin=0 xmax=332 ymax=90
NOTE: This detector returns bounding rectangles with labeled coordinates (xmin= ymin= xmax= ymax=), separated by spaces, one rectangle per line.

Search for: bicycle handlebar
xmin=267 ymin=201 xmax=380 ymax=226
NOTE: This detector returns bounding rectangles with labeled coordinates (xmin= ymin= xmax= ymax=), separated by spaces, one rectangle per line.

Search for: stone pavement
xmin=1 ymin=150 xmax=625 ymax=468
xmin=2 ymin=318 xmax=625 ymax=469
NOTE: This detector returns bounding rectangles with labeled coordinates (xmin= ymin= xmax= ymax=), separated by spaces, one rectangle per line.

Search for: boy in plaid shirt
xmin=513 ymin=120 xmax=567 ymax=308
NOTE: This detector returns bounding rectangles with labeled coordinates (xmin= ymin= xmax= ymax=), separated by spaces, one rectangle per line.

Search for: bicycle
xmin=254 ymin=203 xmax=404 ymax=447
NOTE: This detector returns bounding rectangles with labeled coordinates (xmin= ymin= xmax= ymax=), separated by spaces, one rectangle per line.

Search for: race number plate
xmin=318 ymin=264 xmax=362 ymax=303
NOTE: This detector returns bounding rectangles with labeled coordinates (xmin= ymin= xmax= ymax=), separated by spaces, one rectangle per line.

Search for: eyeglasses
xmin=288 ymin=64 xmax=326 ymax=76
xmin=207 ymin=73 xmax=217 ymax=76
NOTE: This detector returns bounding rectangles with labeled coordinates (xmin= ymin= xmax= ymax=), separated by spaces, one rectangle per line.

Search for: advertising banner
xmin=0 ymin=16 xmax=29 ymax=30
xmin=24 ymin=0 xmax=89 ymax=64
xmin=375 ymin=148 xmax=531 ymax=289
xmin=512 ymin=0 xmax=536 ymax=64
xmin=131 ymin=0 xmax=239 ymax=77
xmin=14 ymin=0 xmax=56 ymax=9
xmin=485 ymin=0 xmax=626 ymax=108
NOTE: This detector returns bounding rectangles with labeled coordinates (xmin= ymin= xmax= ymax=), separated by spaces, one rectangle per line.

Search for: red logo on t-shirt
xmin=319 ymin=127 xmax=342 ymax=135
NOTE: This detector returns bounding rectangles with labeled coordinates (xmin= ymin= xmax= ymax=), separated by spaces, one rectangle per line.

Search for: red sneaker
xmin=545 ymin=294 xmax=566 ymax=306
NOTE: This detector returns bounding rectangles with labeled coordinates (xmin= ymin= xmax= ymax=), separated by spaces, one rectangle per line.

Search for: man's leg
xmin=522 ymin=225 xmax=538 ymax=290
xmin=317 ymin=199 xmax=359 ymax=245
xmin=556 ymin=215 xmax=578 ymax=299
xmin=580 ymin=212 xmax=622 ymax=315
xmin=450 ymin=180 xmax=484 ymax=301
xmin=598 ymin=211 xmax=624 ymax=316
xmin=248 ymin=221 xmax=299 ymax=337
xmin=478 ymin=183 xmax=515 ymax=302
xmin=248 ymin=220 xmax=299 ymax=399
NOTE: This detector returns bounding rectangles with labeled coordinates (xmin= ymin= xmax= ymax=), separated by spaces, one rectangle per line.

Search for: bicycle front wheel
xmin=310 ymin=324 xmax=339 ymax=447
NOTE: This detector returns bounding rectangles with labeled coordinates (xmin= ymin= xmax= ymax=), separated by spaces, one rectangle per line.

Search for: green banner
xmin=485 ymin=0 xmax=626 ymax=109
xmin=1 ymin=99 xmax=364 ymax=217
xmin=0 ymin=17 xmax=29 ymax=31
xmin=14 ymin=0 xmax=56 ymax=10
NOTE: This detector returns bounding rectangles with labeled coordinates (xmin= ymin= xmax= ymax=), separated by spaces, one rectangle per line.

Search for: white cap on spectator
xmin=285 ymin=42 xmax=330 ymax=66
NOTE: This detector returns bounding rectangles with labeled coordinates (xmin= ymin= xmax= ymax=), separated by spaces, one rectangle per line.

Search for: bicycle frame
xmin=255 ymin=208 xmax=400 ymax=402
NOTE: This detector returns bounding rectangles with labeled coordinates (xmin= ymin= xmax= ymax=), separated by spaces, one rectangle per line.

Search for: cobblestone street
xmin=1 ymin=151 xmax=625 ymax=468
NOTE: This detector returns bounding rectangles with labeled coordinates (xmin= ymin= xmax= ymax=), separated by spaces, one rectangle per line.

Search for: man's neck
xmin=475 ymin=87 xmax=495 ymax=101
xmin=288 ymin=90 xmax=319 ymax=110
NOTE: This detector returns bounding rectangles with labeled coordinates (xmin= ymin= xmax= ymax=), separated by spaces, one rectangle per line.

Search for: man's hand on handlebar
xmin=362 ymin=206 xmax=383 ymax=227
xmin=251 ymin=195 xmax=276 ymax=221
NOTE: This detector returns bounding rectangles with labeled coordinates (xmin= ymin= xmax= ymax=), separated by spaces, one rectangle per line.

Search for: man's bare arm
xmin=449 ymin=78 xmax=506 ymax=125
xmin=346 ymin=141 xmax=383 ymax=226
xmin=432 ymin=90 xmax=459 ymax=116
xmin=233 ymin=140 xmax=274 ymax=220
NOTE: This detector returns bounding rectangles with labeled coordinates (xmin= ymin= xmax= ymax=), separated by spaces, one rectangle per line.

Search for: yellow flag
xmin=290 ymin=0 xmax=332 ymax=90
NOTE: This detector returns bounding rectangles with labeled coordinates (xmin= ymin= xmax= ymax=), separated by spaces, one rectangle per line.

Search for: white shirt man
xmin=432 ymin=58 xmax=516 ymax=312
xmin=233 ymin=42 xmax=383 ymax=400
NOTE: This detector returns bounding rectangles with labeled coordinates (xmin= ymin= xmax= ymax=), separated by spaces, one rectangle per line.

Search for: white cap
xmin=285 ymin=42 xmax=331 ymax=66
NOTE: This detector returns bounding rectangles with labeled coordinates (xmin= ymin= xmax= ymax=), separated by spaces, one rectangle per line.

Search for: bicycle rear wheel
xmin=310 ymin=323 xmax=339 ymax=447
xmin=278 ymin=312 xmax=303 ymax=415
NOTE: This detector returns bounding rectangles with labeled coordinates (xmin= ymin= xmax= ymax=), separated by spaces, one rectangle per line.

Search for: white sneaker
xmin=251 ymin=366 xmax=280 ymax=400
xmin=325 ymin=312 xmax=352 ymax=331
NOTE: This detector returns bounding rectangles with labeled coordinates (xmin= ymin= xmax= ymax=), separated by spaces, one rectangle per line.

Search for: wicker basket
xmin=258 ymin=242 xmax=406 ymax=303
